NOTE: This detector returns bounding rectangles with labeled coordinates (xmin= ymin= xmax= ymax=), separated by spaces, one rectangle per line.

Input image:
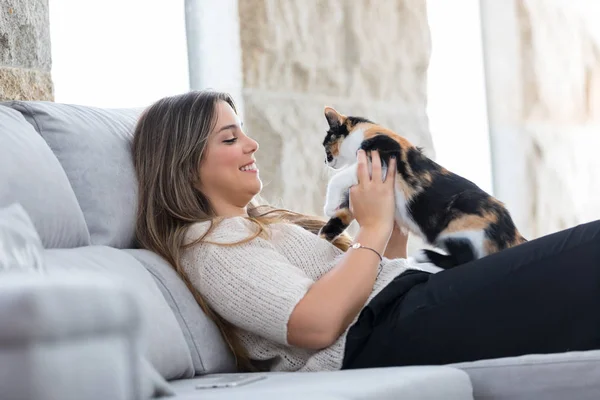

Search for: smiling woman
xmin=196 ymin=101 xmax=262 ymax=217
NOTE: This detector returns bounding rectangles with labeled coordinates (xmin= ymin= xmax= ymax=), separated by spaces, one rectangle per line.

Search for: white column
xmin=426 ymin=0 xmax=494 ymax=195
xmin=184 ymin=0 xmax=245 ymax=118
xmin=479 ymin=0 xmax=533 ymax=238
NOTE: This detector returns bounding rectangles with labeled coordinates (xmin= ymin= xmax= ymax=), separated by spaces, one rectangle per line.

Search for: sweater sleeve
xmin=185 ymin=235 xmax=315 ymax=346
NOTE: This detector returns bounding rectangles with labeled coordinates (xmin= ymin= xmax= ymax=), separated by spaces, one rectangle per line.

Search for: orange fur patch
xmin=395 ymin=178 xmax=418 ymax=200
xmin=362 ymin=125 xmax=415 ymax=150
xmin=512 ymin=230 xmax=527 ymax=246
xmin=329 ymin=138 xmax=341 ymax=157
xmin=443 ymin=212 xmax=498 ymax=234
xmin=343 ymin=118 xmax=358 ymax=131
xmin=335 ymin=208 xmax=354 ymax=225
xmin=484 ymin=239 xmax=499 ymax=255
xmin=419 ymin=170 xmax=433 ymax=185
xmin=489 ymin=197 xmax=505 ymax=208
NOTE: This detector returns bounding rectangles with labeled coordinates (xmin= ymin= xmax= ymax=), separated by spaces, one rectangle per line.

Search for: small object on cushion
xmin=0 ymin=203 xmax=45 ymax=273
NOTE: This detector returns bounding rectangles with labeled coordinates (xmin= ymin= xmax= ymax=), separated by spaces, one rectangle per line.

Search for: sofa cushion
xmin=168 ymin=366 xmax=474 ymax=400
xmin=0 ymin=203 xmax=44 ymax=273
xmin=451 ymin=350 xmax=600 ymax=400
xmin=0 ymin=105 xmax=90 ymax=249
xmin=42 ymin=245 xmax=195 ymax=381
xmin=125 ymin=249 xmax=236 ymax=375
xmin=0 ymin=270 xmax=174 ymax=400
xmin=3 ymin=101 xmax=142 ymax=248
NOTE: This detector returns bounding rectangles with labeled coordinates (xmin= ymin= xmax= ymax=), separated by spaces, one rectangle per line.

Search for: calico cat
xmin=318 ymin=106 xmax=527 ymax=269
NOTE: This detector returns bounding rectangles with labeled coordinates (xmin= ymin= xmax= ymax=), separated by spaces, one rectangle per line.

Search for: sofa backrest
xmin=0 ymin=105 xmax=90 ymax=248
xmin=3 ymin=101 xmax=142 ymax=249
xmin=0 ymin=100 xmax=237 ymax=378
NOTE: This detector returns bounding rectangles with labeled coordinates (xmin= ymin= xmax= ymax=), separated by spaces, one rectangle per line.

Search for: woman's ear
xmin=324 ymin=106 xmax=345 ymax=129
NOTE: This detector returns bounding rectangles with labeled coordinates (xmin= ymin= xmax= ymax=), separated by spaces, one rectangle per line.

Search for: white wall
xmin=49 ymin=0 xmax=493 ymax=194
xmin=49 ymin=0 xmax=189 ymax=108
xmin=426 ymin=0 xmax=494 ymax=194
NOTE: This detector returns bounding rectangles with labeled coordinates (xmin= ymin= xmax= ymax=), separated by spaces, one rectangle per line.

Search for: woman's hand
xmin=349 ymin=149 xmax=397 ymax=239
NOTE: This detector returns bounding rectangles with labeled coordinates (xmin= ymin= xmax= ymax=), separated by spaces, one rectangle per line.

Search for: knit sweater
xmin=180 ymin=216 xmax=438 ymax=372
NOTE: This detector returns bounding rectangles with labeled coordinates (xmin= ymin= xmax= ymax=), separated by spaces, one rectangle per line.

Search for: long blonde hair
xmin=131 ymin=90 xmax=352 ymax=372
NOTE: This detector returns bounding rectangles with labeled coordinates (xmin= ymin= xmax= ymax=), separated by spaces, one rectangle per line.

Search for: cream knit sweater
xmin=181 ymin=216 xmax=438 ymax=372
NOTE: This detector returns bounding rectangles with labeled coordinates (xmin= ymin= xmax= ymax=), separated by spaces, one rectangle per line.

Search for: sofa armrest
xmin=0 ymin=271 xmax=150 ymax=400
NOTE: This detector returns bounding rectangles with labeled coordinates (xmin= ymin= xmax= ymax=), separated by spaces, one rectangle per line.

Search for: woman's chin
xmin=244 ymin=179 xmax=263 ymax=198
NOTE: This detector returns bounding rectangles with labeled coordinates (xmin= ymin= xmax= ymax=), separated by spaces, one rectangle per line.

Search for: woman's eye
xmin=223 ymin=138 xmax=237 ymax=144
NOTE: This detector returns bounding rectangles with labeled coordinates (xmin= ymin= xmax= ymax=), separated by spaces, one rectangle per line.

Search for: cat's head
xmin=322 ymin=106 xmax=373 ymax=169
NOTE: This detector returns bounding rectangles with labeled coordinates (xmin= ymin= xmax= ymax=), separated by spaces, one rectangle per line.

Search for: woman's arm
xmin=287 ymin=224 xmax=390 ymax=349
xmin=383 ymin=222 xmax=409 ymax=259
xmin=287 ymin=150 xmax=397 ymax=349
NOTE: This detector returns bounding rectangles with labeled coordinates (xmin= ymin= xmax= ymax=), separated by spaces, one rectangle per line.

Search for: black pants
xmin=342 ymin=219 xmax=600 ymax=369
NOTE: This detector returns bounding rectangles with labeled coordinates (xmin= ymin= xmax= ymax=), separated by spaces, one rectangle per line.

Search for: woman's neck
xmin=212 ymin=202 xmax=248 ymax=218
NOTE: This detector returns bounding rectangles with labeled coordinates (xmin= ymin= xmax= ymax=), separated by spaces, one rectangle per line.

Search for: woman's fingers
xmin=385 ymin=156 xmax=397 ymax=185
xmin=371 ymin=150 xmax=382 ymax=182
xmin=356 ymin=149 xmax=369 ymax=184
xmin=356 ymin=149 xmax=394 ymax=185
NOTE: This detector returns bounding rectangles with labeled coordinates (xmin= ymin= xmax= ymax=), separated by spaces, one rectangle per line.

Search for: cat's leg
xmin=424 ymin=231 xmax=483 ymax=268
xmin=318 ymin=191 xmax=353 ymax=241
xmin=443 ymin=238 xmax=478 ymax=266
xmin=414 ymin=249 xmax=459 ymax=270
xmin=320 ymin=163 xmax=359 ymax=241
xmin=323 ymin=163 xmax=358 ymax=218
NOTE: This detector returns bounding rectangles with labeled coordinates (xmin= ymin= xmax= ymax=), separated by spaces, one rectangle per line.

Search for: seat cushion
xmin=42 ymin=245 xmax=195 ymax=381
xmin=125 ymin=249 xmax=236 ymax=375
xmin=4 ymin=100 xmax=143 ymax=248
xmin=168 ymin=367 xmax=473 ymax=400
xmin=450 ymin=350 xmax=600 ymax=400
xmin=0 ymin=104 xmax=90 ymax=248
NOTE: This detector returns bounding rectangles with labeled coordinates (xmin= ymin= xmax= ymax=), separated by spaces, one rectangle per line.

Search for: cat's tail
xmin=318 ymin=208 xmax=354 ymax=242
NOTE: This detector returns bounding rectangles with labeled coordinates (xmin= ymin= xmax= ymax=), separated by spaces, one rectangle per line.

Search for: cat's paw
xmin=413 ymin=249 xmax=432 ymax=264
xmin=414 ymin=249 xmax=459 ymax=270
xmin=318 ymin=222 xmax=342 ymax=242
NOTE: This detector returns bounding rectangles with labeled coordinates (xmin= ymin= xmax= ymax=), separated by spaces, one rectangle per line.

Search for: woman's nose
xmin=245 ymin=136 xmax=259 ymax=153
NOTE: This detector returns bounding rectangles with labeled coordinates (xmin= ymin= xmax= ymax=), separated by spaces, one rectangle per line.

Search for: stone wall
xmin=238 ymin=0 xmax=435 ymax=223
xmin=481 ymin=0 xmax=600 ymax=239
xmin=0 ymin=0 xmax=53 ymax=101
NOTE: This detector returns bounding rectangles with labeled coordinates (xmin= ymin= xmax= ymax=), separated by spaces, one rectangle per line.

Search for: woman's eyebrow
xmin=216 ymin=123 xmax=239 ymax=133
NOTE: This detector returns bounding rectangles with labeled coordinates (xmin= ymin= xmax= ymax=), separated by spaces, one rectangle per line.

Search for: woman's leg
xmin=342 ymin=219 xmax=600 ymax=369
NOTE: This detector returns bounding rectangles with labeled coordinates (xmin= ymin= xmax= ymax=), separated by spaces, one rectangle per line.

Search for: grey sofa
xmin=0 ymin=100 xmax=598 ymax=400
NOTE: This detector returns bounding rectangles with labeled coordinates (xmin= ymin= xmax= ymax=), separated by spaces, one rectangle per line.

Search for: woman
xmin=131 ymin=90 xmax=600 ymax=373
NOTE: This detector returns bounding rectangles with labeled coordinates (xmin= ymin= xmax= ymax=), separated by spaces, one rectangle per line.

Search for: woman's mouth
xmin=239 ymin=162 xmax=258 ymax=172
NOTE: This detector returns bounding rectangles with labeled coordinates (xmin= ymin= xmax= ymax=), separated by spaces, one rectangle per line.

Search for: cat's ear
xmin=324 ymin=106 xmax=345 ymax=129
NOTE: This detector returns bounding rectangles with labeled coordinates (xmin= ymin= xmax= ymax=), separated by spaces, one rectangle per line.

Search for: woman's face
xmin=197 ymin=101 xmax=262 ymax=215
